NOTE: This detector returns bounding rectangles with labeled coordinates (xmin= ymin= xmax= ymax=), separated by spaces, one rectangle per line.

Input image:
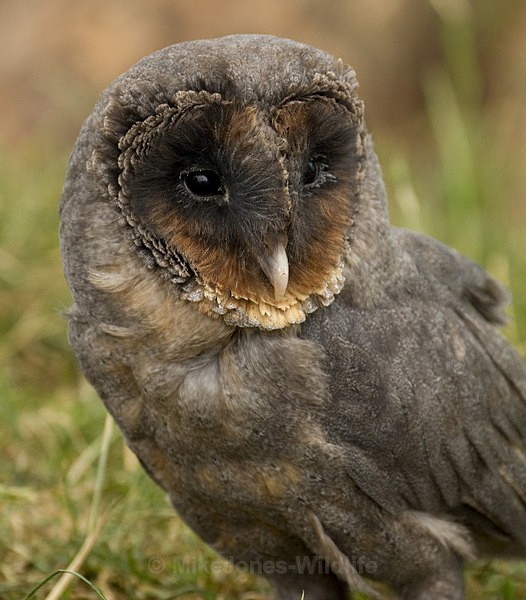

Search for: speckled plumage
xmin=60 ymin=35 xmax=526 ymax=599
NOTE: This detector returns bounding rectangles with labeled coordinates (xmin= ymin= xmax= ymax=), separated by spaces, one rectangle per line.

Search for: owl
xmin=60 ymin=35 xmax=526 ymax=599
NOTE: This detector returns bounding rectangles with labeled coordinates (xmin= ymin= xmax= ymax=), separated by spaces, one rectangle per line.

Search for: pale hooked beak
xmin=258 ymin=234 xmax=289 ymax=301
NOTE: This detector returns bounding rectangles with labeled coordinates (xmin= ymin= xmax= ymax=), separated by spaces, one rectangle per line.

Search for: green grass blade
xmin=23 ymin=569 xmax=107 ymax=600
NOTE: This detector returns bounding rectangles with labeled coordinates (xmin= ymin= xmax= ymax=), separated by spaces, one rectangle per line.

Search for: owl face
xmin=98 ymin=36 xmax=366 ymax=329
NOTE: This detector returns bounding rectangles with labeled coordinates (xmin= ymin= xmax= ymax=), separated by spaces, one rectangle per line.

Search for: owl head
xmin=81 ymin=35 xmax=385 ymax=330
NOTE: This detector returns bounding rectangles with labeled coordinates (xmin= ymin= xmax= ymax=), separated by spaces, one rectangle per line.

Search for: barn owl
xmin=60 ymin=34 xmax=526 ymax=599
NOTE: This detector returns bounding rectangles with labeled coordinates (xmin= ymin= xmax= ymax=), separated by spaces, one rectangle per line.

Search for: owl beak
xmin=259 ymin=234 xmax=289 ymax=301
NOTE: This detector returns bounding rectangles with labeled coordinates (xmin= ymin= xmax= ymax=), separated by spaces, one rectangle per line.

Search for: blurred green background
xmin=1 ymin=0 xmax=526 ymax=598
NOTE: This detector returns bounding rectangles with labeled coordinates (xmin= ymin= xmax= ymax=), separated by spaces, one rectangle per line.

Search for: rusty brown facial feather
xmin=272 ymin=97 xmax=358 ymax=296
xmin=116 ymin=91 xmax=362 ymax=328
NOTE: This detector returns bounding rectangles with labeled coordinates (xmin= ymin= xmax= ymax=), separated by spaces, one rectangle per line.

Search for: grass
xmin=2 ymin=11 xmax=526 ymax=597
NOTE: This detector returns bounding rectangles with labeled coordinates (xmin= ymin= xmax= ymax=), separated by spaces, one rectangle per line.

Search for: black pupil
xmin=183 ymin=170 xmax=223 ymax=197
xmin=303 ymin=159 xmax=320 ymax=185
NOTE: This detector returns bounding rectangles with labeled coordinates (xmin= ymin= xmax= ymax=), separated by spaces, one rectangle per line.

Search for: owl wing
xmin=305 ymin=229 xmax=526 ymax=547
xmin=398 ymin=230 xmax=526 ymax=541
xmin=66 ymin=306 xmax=178 ymax=496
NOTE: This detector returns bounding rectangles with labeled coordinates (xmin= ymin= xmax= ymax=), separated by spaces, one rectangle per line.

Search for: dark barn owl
xmin=60 ymin=35 xmax=526 ymax=599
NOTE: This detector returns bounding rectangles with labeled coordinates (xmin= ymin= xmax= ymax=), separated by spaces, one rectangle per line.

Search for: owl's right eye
xmin=181 ymin=169 xmax=224 ymax=198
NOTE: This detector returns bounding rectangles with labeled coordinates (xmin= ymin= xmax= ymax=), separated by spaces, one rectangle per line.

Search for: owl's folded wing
xmin=400 ymin=229 xmax=526 ymax=546
xmin=311 ymin=229 xmax=526 ymax=548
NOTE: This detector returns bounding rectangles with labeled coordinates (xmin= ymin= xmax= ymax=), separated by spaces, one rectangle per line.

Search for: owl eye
xmin=302 ymin=155 xmax=335 ymax=191
xmin=303 ymin=158 xmax=324 ymax=187
xmin=181 ymin=169 xmax=224 ymax=197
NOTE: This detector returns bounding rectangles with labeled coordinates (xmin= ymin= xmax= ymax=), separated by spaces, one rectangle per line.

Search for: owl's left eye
xmin=181 ymin=169 xmax=224 ymax=197
xmin=302 ymin=155 xmax=334 ymax=189
xmin=303 ymin=159 xmax=321 ymax=187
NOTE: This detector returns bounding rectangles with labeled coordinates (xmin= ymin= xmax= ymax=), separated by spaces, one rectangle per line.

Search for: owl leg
xmin=268 ymin=568 xmax=349 ymax=600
